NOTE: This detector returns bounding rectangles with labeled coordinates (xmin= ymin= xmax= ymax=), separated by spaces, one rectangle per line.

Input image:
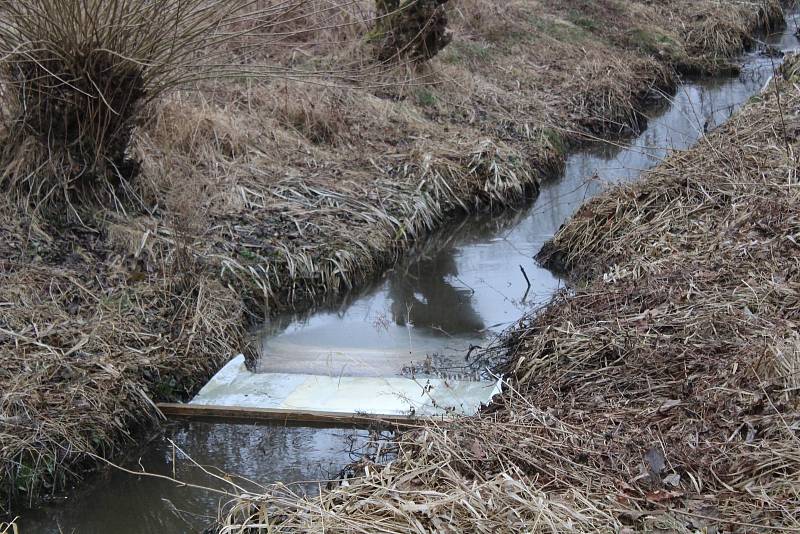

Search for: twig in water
xmin=519 ymin=265 xmax=532 ymax=289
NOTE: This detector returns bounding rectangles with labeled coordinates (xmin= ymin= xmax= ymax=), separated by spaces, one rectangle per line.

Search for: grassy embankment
xmin=218 ymin=52 xmax=800 ymax=534
xmin=0 ymin=0 xmax=783 ymax=513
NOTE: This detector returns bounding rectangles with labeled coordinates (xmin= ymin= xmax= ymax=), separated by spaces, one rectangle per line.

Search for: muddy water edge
xmin=18 ymin=12 xmax=800 ymax=534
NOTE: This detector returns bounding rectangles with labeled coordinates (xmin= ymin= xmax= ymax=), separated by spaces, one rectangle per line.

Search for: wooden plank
xmin=157 ymin=402 xmax=424 ymax=428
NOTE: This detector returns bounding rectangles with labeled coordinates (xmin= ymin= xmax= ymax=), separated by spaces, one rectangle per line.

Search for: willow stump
xmin=373 ymin=0 xmax=452 ymax=62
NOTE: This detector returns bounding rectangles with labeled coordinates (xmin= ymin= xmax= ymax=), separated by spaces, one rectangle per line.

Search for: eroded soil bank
xmin=217 ymin=53 xmax=800 ymax=533
xmin=0 ymin=0 xmax=784 ymax=515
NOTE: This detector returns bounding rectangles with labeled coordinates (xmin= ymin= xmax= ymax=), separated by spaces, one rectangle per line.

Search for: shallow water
xmin=19 ymin=13 xmax=799 ymax=534
xmin=20 ymin=422 xmax=377 ymax=533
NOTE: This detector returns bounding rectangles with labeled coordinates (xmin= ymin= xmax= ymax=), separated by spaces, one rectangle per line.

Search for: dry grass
xmin=216 ymin=53 xmax=800 ymax=533
xmin=129 ymin=0 xmax=783 ymax=311
xmin=0 ymin=0 xmax=786 ymax=515
xmin=0 ymin=197 xmax=248 ymax=508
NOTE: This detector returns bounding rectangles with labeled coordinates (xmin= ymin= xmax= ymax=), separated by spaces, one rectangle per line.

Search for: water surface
xmin=21 ymin=422 xmax=377 ymax=533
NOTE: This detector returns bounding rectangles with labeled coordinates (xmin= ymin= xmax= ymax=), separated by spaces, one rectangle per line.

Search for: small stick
xmin=519 ymin=265 xmax=532 ymax=304
xmin=519 ymin=265 xmax=531 ymax=290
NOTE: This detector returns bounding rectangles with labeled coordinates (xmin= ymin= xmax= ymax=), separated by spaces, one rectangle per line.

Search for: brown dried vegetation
xmin=0 ymin=0 xmax=785 ymax=514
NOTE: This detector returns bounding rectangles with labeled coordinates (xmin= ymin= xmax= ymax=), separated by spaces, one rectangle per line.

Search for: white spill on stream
xmin=192 ymin=355 xmax=501 ymax=416
xmin=21 ymin=13 xmax=800 ymax=534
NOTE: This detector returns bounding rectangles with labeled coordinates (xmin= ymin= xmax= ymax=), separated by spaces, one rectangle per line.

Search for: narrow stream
xmin=20 ymin=13 xmax=799 ymax=534
xmin=256 ymin=14 xmax=799 ymax=381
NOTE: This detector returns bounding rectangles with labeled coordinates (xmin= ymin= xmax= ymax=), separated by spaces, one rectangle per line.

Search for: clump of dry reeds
xmin=0 ymin=0 xmax=273 ymax=212
xmin=215 ymin=53 xmax=800 ymax=534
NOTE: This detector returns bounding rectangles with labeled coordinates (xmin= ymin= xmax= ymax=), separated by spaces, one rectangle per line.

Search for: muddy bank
xmin=0 ymin=0 xmax=784 ymax=514
xmin=217 ymin=53 xmax=800 ymax=534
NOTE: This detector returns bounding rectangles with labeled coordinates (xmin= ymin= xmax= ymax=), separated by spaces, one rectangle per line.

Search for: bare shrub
xmin=0 ymin=0 xmax=264 ymax=213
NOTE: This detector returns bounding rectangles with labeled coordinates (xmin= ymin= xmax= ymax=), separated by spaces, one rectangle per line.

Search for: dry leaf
xmin=470 ymin=438 xmax=488 ymax=460
xmin=644 ymin=447 xmax=666 ymax=476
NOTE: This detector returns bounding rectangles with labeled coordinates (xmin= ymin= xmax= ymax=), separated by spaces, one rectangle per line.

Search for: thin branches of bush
xmin=0 ymin=0 xmax=293 ymax=213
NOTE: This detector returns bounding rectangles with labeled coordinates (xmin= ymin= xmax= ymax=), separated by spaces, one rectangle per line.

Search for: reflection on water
xmin=256 ymin=209 xmax=535 ymax=378
xmin=20 ymin=421 xmax=375 ymax=534
xmin=257 ymin=15 xmax=798 ymax=380
xmin=389 ymin=236 xmax=485 ymax=336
